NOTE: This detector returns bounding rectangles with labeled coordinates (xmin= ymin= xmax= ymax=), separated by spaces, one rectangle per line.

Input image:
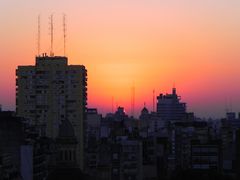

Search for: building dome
xmin=141 ymin=107 xmax=149 ymax=115
xmin=58 ymin=120 xmax=75 ymax=138
xmin=139 ymin=105 xmax=150 ymax=120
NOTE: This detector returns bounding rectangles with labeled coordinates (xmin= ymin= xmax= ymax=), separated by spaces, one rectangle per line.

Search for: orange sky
xmin=1 ymin=0 xmax=240 ymax=118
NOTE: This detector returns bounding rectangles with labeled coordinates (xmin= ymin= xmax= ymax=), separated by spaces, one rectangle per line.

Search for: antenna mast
xmin=50 ymin=14 xmax=54 ymax=56
xmin=230 ymin=98 xmax=233 ymax=112
xmin=63 ymin=14 xmax=67 ymax=56
xmin=153 ymin=89 xmax=155 ymax=112
xmin=225 ymin=97 xmax=229 ymax=113
xmin=111 ymin=96 xmax=114 ymax=113
xmin=131 ymin=83 xmax=135 ymax=117
xmin=37 ymin=15 xmax=41 ymax=56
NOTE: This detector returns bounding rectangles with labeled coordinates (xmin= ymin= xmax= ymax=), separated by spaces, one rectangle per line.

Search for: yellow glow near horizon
xmin=1 ymin=0 xmax=240 ymax=117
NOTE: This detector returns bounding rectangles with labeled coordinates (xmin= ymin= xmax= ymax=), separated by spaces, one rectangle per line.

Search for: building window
xmin=65 ymin=150 xmax=68 ymax=161
xmin=60 ymin=151 xmax=63 ymax=161
xmin=69 ymin=150 xmax=72 ymax=161
xmin=73 ymin=151 xmax=76 ymax=160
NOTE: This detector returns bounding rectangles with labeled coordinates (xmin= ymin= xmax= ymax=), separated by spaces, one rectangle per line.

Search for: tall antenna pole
xmin=230 ymin=98 xmax=233 ymax=112
xmin=37 ymin=15 xmax=41 ymax=56
xmin=133 ymin=85 xmax=135 ymax=117
xmin=50 ymin=14 xmax=54 ymax=56
xmin=111 ymin=96 xmax=114 ymax=113
xmin=63 ymin=14 xmax=67 ymax=56
xmin=153 ymin=89 xmax=155 ymax=112
xmin=131 ymin=83 xmax=135 ymax=117
xmin=225 ymin=98 xmax=229 ymax=113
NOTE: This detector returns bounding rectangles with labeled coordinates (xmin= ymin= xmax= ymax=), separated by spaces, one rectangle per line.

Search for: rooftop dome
xmin=58 ymin=120 xmax=75 ymax=138
xmin=141 ymin=107 xmax=149 ymax=114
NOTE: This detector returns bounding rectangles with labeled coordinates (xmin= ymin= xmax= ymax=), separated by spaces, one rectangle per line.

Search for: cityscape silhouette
xmin=1 ymin=1 xmax=240 ymax=180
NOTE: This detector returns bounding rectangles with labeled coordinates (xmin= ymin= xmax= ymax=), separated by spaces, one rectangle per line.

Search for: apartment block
xmin=16 ymin=54 xmax=87 ymax=169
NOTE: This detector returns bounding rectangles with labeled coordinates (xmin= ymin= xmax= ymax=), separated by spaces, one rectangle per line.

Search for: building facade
xmin=16 ymin=54 xmax=87 ymax=169
xmin=157 ymin=88 xmax=186 ymax=122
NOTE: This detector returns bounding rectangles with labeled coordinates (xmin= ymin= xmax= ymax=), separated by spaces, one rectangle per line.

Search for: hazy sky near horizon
xmin=1 ymin=0 xmax=240 ymax=118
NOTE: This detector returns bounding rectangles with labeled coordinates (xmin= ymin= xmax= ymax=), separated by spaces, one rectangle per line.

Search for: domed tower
xmin=55 ymin=120 xmax=78 ymax=168
xmin=139 ymin=103 xmax=150 ymax=120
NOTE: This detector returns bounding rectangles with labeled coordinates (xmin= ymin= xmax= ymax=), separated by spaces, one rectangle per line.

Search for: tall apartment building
xmin=16 ymin=54 xmax=87 ymax=169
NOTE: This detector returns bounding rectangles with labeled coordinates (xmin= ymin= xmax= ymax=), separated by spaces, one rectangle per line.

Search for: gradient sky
xmin=1 ymin=0 xmax=240 ymax=118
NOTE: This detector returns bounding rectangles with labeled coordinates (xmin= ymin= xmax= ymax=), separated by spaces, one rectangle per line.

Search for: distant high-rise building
xmin=156 ymin=88 xmax=186 ymax=121
xmin=16 ymin=54 xmax=87 ymax=169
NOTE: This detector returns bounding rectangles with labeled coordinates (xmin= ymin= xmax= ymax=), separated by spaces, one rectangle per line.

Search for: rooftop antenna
xmin=111 ymin=96 xmax=114 ymax=113
xmin=37 ymin=14 xmax=41 ymax=56
xmin=225 ymin=98 xmax=229 ymax=113
xmin=49 ymin=14 xmax=54 ymax=56
xmin=131 ymin=83 xmax=135 ymax=117
xmin=152 ymin=89 xmax=155 ymax=112
xmin=63 ymin=13 xmax=67 ymax=56
xmin=230 ymin=98 xmax=233 ymax=112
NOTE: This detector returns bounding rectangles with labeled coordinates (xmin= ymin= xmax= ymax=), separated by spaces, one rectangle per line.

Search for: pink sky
xmin=1 ymin=0 xmax=240 ymax=118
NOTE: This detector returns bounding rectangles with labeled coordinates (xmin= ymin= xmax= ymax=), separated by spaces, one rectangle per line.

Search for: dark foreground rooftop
xmin=46 ymin=168 xmax=99 ymax=180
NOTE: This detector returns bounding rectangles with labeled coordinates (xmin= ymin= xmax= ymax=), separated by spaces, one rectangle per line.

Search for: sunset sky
xmin=1 ymin=0 xmax=240 ymax=118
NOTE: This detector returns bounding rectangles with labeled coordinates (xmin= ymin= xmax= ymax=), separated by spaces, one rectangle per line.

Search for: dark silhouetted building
xmin=16 ymin=54 xmax=87 ymax=170
xmin=0 ymin=109 xmax=24 ymax=179
xmin=157 ymin=88 xmax=187 ymax=122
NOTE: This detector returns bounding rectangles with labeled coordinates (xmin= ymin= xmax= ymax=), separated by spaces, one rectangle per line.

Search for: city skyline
xmin=1 ymin=0 xmax=240 ymax=118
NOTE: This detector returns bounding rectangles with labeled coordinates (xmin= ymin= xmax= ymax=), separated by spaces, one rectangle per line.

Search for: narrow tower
xmin=152 ymin=89 xmax=155 ymax=112
xmin=131 ymin=84 xmax=135 ymax=117
xmin=37 ymin=15 xmax=41 ymax=56
xmin=111 ymin=96 xmax=114 ymax=113
xmin=49 ymin=14 xmax=54 ymax=56
xmin=63 ymin=14 xmax=67 ymax=56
